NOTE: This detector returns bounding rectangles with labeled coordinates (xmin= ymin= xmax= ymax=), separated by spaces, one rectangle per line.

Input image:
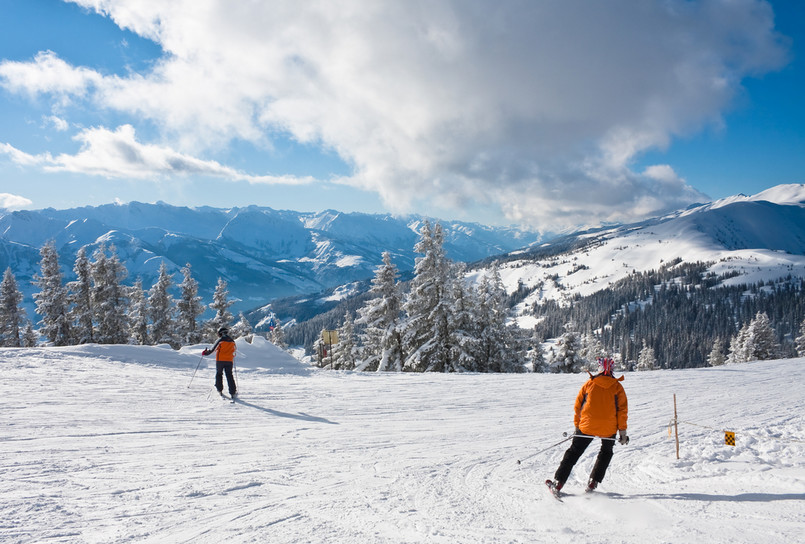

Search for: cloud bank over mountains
xmin=0 ymin=0 xmax=789 ymax=229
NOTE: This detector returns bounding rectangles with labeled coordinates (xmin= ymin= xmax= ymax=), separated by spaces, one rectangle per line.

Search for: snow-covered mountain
xmin=0 ymin=201 xmax=542 ymax=313
xmin=482 ymin=184 xmax=805 ymax=326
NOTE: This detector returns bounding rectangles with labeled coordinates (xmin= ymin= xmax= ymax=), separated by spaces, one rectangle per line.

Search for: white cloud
xmin=0 ymin=0 xmax=789 ymax=229
xmin=1 ymin=125 xmax=314 ymax=185
xmin=0 ymin=193 xmax=33 ymax=210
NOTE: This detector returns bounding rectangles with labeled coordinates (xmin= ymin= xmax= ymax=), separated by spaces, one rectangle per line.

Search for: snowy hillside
xmin=2 ymin=342 xmax=803 ymax=543
xmin=0 ymin=202 xmax=542 ymax=313
xmin=484 ymin=184 xmax=805 ymax=322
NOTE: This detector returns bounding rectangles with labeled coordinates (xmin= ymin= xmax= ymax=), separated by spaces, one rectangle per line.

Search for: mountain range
xmin=0 ymin=202 xmax=543 ymax=315
xmin=485 ymin=183 xmax=805 ymax=327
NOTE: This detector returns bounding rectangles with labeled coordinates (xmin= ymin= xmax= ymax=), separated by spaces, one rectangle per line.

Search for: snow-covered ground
xmin=2 ymin=338 xmax=803 ymax=543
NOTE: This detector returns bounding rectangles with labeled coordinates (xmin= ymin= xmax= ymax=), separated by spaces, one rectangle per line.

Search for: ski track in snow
xmin=1 ymin=346 xmax=804 ymax=543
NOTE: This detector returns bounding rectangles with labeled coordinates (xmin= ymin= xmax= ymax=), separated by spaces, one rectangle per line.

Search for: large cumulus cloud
xmin=0 ymin=0 xmax=789 ymax=228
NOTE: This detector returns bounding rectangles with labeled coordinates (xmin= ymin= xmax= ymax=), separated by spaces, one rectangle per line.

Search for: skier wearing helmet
xmin=202 ymin=327 xmax=237 ymax=398
xmin=547 ymin=357 xmax=628 ymax=495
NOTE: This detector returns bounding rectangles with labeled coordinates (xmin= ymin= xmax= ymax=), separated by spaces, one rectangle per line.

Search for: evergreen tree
xmin=67 ymin=246 xmax=94 ymax=344
xmin=528 ymin=327 xmax=547 ymax=373
xmin=269 ymin=316 xmax=288 ymax=349
xmin=0 ymin=268 xmax=25 ymax=347
xmin=402 ymin=221 xmax=455 ymax=372
xmin=448 ymin=264 xmax=481 ymax=372
xmin=332 ymin=312 xmax=359 ymax=370
xmin=232 ymin=313 xmax=253 ymax=340
xmin=91 ymin=244 xmax=129 ymax=344
xmin=727 ymin=323 xmax=750 ymax=364
xmin=177 ymin=263 xmax=205 ymax=344
xmin=580 ymin=332 xmax=605 ymax=373
xmin=356 ymin=251 xmax=404 ymax=371
xmin=745 ymin=311 xmax=779 ymax=361
xmin=207 ymin=277 xmax=234 ymax=338
xmin=33 ymin=241 xmax=71 ymax=346
xmin=636 ymin=340 xmax=657 ymax=371
xmin=476 ymin=265 xmax=516 ymax=372
xmin=128 ymin=278 xmax=149 ymax=345
xmin=550 ymin=324 xmax=584 ymax=373
xmin=22 ymin=320 xmax=38 ymax=347
xmin=708 ymin=337 xmax=726 ymax=366
xmin=148 ymin=262 xmax=177 ymax=347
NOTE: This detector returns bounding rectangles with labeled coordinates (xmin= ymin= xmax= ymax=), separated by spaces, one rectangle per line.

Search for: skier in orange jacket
xmin=548 ymin=357 xmax=628 ymax=493
xmin=202 ymin=327 xmax=237 ymax=398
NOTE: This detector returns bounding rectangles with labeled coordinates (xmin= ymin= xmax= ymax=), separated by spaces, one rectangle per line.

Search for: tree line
xmin=0 ymin=241 xmax=260 ymax=348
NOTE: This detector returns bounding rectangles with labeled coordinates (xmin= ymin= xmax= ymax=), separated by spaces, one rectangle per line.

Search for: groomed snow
xmin=2 ymin=340 xmax=803 ymax=543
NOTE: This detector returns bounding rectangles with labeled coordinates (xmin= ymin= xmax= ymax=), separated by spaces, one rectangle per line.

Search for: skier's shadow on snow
xmin=609 ymin=492 xmax=805 ymax=502
xmin=234 ymin=399 xmax=338 ymax=425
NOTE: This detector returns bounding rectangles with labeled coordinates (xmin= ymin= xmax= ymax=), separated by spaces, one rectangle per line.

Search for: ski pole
xmin=517 ymin=434 xmax=574 ymax=465
xmin=563 ymin=432 xmax=630 ymax=445
xmin=517 ymin=431 xmax=630 ymax=465
xmin=188 ymin=352 xmax=205 ymax=388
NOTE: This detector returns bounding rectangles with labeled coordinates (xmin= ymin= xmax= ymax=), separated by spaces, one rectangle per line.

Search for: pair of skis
xmin=544 ymin=480 xmax=597 ymax=501
xmin=219 ymin=392 xmax=238 ymax=403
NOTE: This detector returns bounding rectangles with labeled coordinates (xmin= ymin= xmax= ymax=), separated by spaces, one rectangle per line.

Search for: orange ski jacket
xmin=574 ymin=373 xmax=628 ymax=437
xmin=210 ymin=335 xmax=236 ymax=363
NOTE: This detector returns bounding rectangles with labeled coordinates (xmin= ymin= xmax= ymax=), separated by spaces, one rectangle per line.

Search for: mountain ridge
xmin=0 ymin=201 xmax=544 ymax=314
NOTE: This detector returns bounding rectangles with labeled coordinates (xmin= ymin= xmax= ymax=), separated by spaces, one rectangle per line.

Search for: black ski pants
xmin=554 ymin=433 xmax=615 ymax=485
xmin=215 ymin=361 xmax=237 ymax=395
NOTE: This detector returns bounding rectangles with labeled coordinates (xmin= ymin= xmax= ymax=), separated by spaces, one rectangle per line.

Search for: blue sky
xmin=0 ymin=0 xmax=803 ymax=231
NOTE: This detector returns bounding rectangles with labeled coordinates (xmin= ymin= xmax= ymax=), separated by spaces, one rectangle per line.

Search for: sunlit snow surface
xmin=2 ymin=339 xmax=803 ymax=543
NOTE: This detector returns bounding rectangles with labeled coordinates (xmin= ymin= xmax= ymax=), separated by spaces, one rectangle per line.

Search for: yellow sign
xmin=322 ymin=330 xmax=339 ymax=344
xmin=724 ymin=431 xmax=736 ymax=446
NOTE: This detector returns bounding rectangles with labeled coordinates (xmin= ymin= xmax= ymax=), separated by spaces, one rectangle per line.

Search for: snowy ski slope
xmin=1 ymin=339 xmax=803 ymax=543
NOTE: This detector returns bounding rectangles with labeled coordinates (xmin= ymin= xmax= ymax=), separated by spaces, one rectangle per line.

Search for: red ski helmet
xmin=598 ymin=357 xmax=615 ymax=375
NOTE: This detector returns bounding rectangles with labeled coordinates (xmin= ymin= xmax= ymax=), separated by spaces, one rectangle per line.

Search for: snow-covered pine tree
xmin=0 ymin=267 xmax=25 ymax=347
xmin=550 ymin=324 xmax=584 ymax=373
xmin=177 ymin=263 xmax=205 ymax=344
xmin=128 ymin=278 xmax=149 ymax=345
xmin=231 ymin=313 xmax=253 ymax=341
xmin=402 ymin=221 xmax=455 ymax=372
xmin=476 ymin=264 xmax=518 ymax=372
xmin=745 ymin=311 xmax=779 ymax=361
xmin=528 ymin=327 xmax=547 ymax=373
xmin=448 ymin=263 xmax=481 ymax=372
xmin=148 ymin=262 xmax=178 ymax=347
xmin=356 ymin=251 xmax=404 ymax=372
xmin=269 ymin=316 xmax=288 ymax=349
xmin=67 ymin=246 xmax=94 ymax=344
xmin=580 ymin=332 xmax=605 ymax=373
xmin=91 ymin=244 xmax=129 ymax=344
xmin=33 ymin=240 xmax=71 ymax=346
xmin=22 ymin=320 xmax=38 ymax=347
xmin=727 ymin=323 xmax=750 ymax=364
xmin=207 ymin=277 xmax=234 ymax=339
xmin=636 ymin=340 xmax=657 ymax=371
xmin=708 ymin=337 xmax=726 ymax=366
xmin=331 ymin=312 xmax=358 ymax=370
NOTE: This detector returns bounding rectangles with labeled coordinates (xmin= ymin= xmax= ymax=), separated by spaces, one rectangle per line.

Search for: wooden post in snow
xmin=673 ymin=394 xmax=680 ymax=460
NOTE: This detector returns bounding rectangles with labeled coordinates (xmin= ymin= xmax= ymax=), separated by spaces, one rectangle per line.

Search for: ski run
xmin=2 ymin=337 xmax=803 ymax=543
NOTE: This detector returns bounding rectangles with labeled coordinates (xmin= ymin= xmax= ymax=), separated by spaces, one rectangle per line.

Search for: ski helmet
xmin=598 ymin=357 xmax=615 ymax=375
xmin=217 ymin=327 xmax=229 ymax=336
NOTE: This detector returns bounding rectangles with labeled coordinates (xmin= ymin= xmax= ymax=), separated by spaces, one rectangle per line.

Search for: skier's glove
xmin=202 ymin=349 xmax=210 ymax=356
xmin=618 ymin=430 xmax=629 ymax=445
